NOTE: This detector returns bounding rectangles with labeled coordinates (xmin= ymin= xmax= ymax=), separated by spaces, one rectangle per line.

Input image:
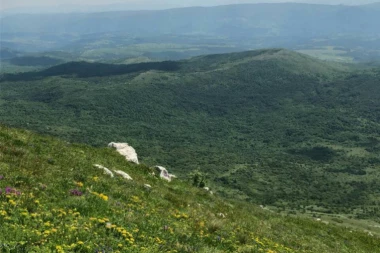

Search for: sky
xmin=1 ymin=0 xmax=378 ymax=11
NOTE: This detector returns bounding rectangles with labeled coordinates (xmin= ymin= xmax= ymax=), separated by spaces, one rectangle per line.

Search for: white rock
xmin=108 ymin=142 xmax=139 ymax=164
xmin=204 ymin=187 xmax=210 ymax=191
xmin=144 ymin=184 xmax=152 ymax=190
xmin=155 ymin=166 xmax=176 ymax=182
xmin=94 ymin=164 xmax=114 ymax=178
xmin=217 ymin=213 xmax=226 ymax=218
xmin=114 ymin=170 xmax=133 ymax=180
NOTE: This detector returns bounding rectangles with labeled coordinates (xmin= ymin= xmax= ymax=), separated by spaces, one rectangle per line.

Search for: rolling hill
xmin=1 ymin=49 xmax=380 ymax=222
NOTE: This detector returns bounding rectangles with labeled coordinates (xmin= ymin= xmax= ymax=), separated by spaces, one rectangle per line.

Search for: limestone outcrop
xmin=155 ymin=166 xmax=176 ymax=182
xmin=108 ymin=142 xmax=139 ymax=164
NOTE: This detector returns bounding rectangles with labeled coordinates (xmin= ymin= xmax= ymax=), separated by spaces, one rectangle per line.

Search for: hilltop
xmin=1 ymin=49 xmax=380 ymax=224
xmin=0 ymin=49 xmax=349 ymax=80
xmin=0 ymin=124 xmax=379 ymax=252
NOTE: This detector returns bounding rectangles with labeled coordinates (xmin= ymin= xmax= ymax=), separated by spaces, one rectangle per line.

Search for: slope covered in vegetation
xmin=1 ymin=49 xmax=380 ymax=221
xmin=0 ymin=124 xmax=379 ymax=252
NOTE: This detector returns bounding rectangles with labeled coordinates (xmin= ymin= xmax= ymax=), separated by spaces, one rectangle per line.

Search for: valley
xmin=1 ymin=2 xmax=380 ymax=251
xmin=1 ymin=49 xmax=380 ymax=226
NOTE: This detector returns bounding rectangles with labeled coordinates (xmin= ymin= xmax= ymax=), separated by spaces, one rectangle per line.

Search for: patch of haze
xmin=1 ymin=0 xmax=379 ymax=13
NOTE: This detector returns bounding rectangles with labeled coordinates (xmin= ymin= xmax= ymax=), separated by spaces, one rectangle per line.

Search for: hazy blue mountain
xmin=2 ymin=3 xmax=380 ymax=36
xmin=1 ymin=3 xmax=380 ymax=62
xmin=0 ymin=47 xmax=23 ymax=59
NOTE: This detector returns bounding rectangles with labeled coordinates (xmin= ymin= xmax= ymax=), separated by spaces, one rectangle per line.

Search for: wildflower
xmin=131 ymin=196 xmax=141 ymax=203
xmin=99 ymin=193 xmax=108 ymax=201
xmin=69 ymin=189 xmax=83 ymax=196
xmin=5 ymin=187 xmax=20 ymax=195
xmin=75 ymin=182 xmax=84 ymax=187
xmin=56 ymin=245 xmax=64 ymax=253
xmin=0 ymin=175 xmax=4 ymax=180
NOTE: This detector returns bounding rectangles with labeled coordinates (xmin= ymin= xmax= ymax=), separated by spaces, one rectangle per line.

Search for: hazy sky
xmin=1 ymin=0 xmax=378 ymax=11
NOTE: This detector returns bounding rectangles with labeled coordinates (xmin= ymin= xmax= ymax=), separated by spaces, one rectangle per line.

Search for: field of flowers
xmin=0 ymin=124 xmax=379 ymax=252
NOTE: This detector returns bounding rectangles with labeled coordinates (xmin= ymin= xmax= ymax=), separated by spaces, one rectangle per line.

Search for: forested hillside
xmin=1 ymin=49 xmax=380 ymax=221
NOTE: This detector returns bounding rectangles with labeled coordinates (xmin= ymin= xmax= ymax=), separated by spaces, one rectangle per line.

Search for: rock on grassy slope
xmin=0 ymin=124 xmax=379 ymax=253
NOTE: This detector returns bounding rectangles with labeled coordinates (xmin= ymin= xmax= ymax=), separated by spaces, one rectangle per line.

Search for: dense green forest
xmin=1 ymin=49 xmax=380 ymax=221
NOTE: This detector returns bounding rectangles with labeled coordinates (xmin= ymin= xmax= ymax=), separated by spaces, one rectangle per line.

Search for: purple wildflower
xmin=2 ymin=187 xmax=21 ymax=195
xmin=5 ymin=187 xmax=13 ymax=194
xmin=70 ymin=189 xmax=83 ymax=196
xmin=0 ymin=175 xmax=4 ymax=180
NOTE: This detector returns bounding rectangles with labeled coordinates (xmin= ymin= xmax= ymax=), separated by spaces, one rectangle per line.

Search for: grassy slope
xmin=0 ymin=124 xmax=379 ymax=252
xmin=1 ymin=49 xmax=380 ymax=220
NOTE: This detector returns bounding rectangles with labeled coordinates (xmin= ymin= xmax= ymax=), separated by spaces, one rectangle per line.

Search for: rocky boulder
xmin=108 ymin=142 xmax=139 ymax=164
xmin=94 ymin=164 xmax=114 ymax=178
xmin=155 ymin=166 xmax=176 ymax=182
xmin=114 ymin=170 xmax=133 ymax=180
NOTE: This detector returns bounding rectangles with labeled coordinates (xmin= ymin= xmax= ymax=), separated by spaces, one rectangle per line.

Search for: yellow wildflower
xmin=56 ymin=245 xmax=64 ymax=253
xmin=99 ymin=194 xmax=108 ymax=201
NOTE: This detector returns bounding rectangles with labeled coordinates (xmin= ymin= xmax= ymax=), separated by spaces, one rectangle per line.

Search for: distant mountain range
xmin=1 ymin=2 xmax=380 ymax=61
xmin=2 ymin=1 xmax=380 ymax=14
xmin=2 ymin=3 xmax=380 ymax=36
